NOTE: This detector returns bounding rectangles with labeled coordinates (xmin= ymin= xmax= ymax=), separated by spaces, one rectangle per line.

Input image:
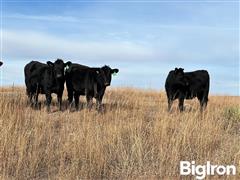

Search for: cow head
xmin=96 ymin=65 xmax=119 ymax=86
xmin=173 ymin=67 xmax=189 ymax=87
xmin=47 ymin=59 xmax=72 ymax=79
xmin=0 ymin=61 xmax=3 ymax=67
xmin=173 ymin=67 xmax=184 ymax=81
xmin=64 ymin=61 xmax=72 ymax=74
xmin=174 ymin=68 xmax=184 ymax=76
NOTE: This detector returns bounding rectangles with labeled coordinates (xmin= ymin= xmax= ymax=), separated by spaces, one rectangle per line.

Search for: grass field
xmin=0 ymin=87 xmax=239 ymax=179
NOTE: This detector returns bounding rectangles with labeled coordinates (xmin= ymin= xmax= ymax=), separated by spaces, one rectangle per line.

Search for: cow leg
xmin=66 ymin=81 xmax=73 ymax=105
xmin=96 ymin=95 xmax=103 ymax=112
xmin=68 ymin=91 xmax=75 ymax=110
xmin=203 ymin=97 xmax=208 ymax=110
xmin=178 ymin=97 xmax=184 ymax=112
xmin=45 ymin=93 xmax=52 ymax=112
xmin=86 ymin=95 xmax=93 ymax=109
xmin=200 ymin=101 xmax=207 ymax=112
xmin=166 ymin=91 xmax=173 ymax=112
xmin=30 ymin=93 xmax=33 ymax=104
xmin=29 ymin=93 xmax=35 ymax=108
xmin=198 ymin=94 xmax=208 ymax=112
xmin=26 ymin=88 xmax=33 ymax=106
xmin=85 ymin=89 xmax=94 ymax=109
xmin=93 ymin=83 xmax=98 ymax=97
xmin=168 ymin=98 xmax=173 ymax=112
xmin=29 ymin=92 xmax=34 ymax=106
xmin=57 ymin=92 xmax=63 ymax=111
xmin=68 ymin=91 xmax=73 ymax=105
xmin=34 ymin=93 xmax=39 ymax=109
xmin=74 ymin=92 xmax=80 ymax=111
xmin=34 ymin=86 xmax=40 ymax=109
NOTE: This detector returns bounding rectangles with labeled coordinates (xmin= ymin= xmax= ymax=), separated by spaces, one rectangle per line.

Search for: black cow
xmin=65 ymin=63 xmax=119 ymax=110
xmin=65 ymin=63 xmax=89 ymax=103
xmin=0 ymin=61 xmax=3 ymax=66
xmin=24 ymin=59 xmax=70 ymax=111
xmin=165 ymin=68 xmax=210 ymax=112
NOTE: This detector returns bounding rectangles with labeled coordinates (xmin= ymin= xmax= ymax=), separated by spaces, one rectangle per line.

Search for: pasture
xmin=0 ymin=87 xmax=239 ymax=179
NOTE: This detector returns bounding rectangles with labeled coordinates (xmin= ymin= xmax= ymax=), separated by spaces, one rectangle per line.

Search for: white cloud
xmin=3 ymin=29 xmax=154 ymax=61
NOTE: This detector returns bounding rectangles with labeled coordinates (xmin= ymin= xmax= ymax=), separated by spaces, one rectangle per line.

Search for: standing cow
xmin=24 ymin=59 xmax=70 ymax=111
xmin=65 ymin=63 xmax=119 ymax=111
xmin=165 ymin=68 xmax=210 ymax=112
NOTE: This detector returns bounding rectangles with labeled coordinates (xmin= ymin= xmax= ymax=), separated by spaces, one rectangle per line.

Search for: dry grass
xmin=0 ymin=86 xmax=239 ymax=179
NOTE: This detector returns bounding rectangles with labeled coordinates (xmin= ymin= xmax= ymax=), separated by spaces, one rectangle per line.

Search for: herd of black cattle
xmin=0 ymin=60 xmax=210 ymax=112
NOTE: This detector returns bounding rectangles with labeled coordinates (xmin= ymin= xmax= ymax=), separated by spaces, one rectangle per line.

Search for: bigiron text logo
xmin=180 ymin=161 xmax=237 ymax=179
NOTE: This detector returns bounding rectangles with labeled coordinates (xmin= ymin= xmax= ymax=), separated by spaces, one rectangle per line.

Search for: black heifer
xmin=65 ymin=64 xmax=119 ymax=110
xmin=165 ymin=68 xmax=210 ymax=112
xmin=24 ymin=59 xmax=70 ymax=111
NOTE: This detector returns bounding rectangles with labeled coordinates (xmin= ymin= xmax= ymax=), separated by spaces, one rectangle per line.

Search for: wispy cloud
xmin=4 ymin=13 xmax=119 ymax=25
xmin=3 ymin=29 xmax=154 ymax=62
xmin=5 ymin=13 xmax=79 ymax=22
xmin=5 ymin=12 xmax=238 ymax=31
xmin=148 ymin=24 xmax=239 ymax=31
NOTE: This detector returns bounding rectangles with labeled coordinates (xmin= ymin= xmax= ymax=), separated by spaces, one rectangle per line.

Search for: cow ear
xmin=65 ymin=61 xmax=72 ymax=67
xmin=47 ymin=61 xmax=54 ymax=66
xmin=174 ymin=68 xmax=178 ymax=74
xmin=111 ymin=68 xmax=119 ymax=74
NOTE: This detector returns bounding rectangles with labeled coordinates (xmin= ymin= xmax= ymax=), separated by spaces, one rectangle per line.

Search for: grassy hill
xmin=0 ymin=87 xmax=239 ymax=179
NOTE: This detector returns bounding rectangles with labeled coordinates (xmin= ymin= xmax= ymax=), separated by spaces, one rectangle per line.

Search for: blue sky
xmin=1 ymin=0 xmax=239 ymax=95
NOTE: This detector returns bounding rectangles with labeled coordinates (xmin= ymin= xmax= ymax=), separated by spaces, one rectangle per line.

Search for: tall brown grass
xmin=0 ymin=87 xmax=239 ymax=179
